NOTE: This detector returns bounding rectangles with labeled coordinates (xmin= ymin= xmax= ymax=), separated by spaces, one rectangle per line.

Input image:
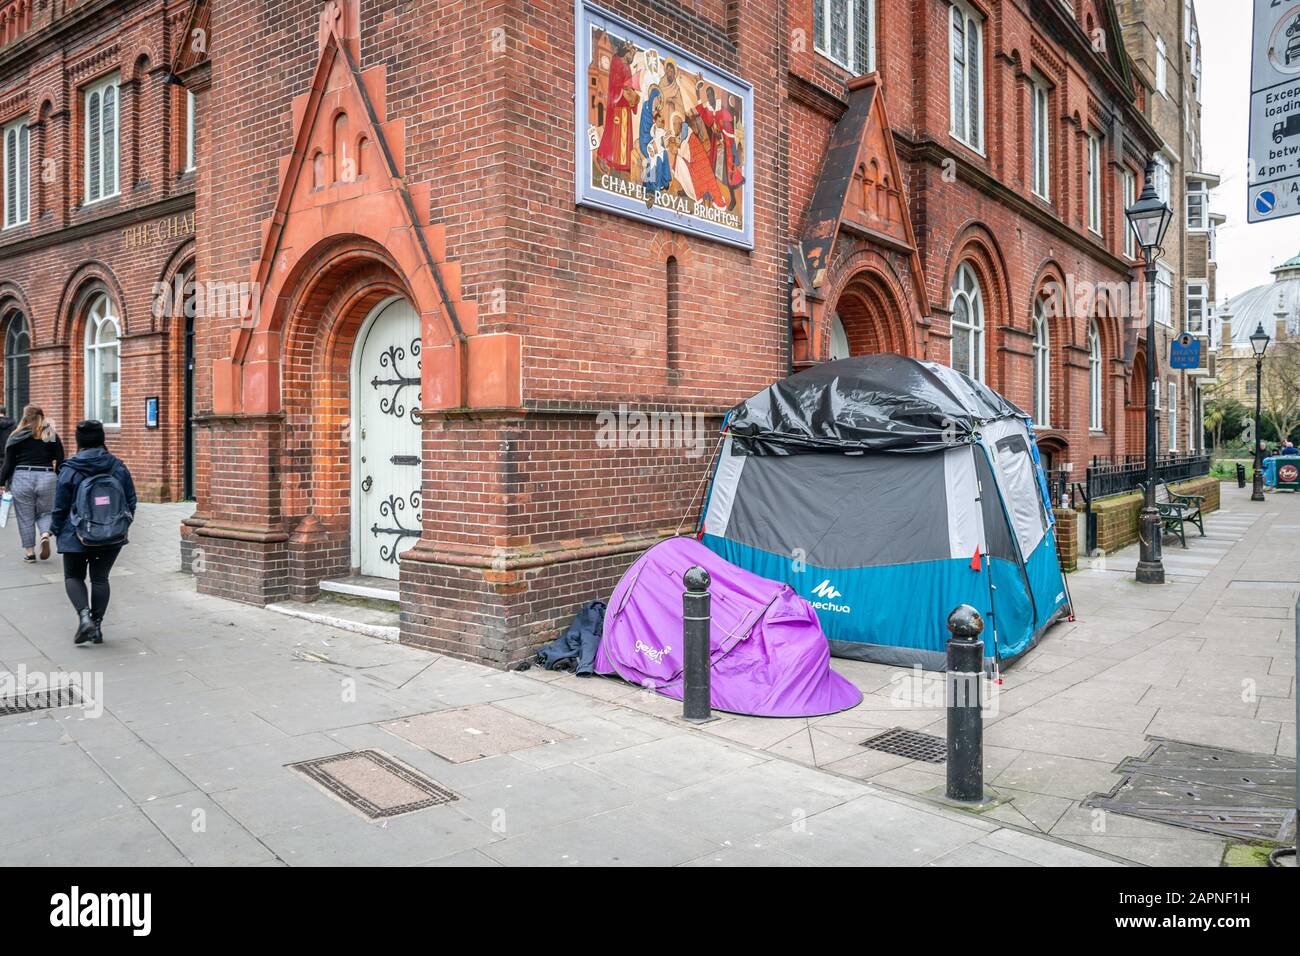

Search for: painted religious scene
xmin=577 ymin=1 xmax=753 ymax=247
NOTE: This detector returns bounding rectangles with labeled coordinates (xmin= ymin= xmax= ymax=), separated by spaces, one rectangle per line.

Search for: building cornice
xmin=0 ymin=190 xmax=193 ymax=258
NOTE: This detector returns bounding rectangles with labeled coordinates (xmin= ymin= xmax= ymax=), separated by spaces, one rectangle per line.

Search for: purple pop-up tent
xmin=594 ymin=537 xmax=862 ymax=717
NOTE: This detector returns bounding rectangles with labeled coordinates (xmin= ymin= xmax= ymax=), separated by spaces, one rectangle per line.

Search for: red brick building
xmin=178 ymin=0 xmax=1160 ymax=665
xmin=0 ymin=0 xmax=198 ymax=500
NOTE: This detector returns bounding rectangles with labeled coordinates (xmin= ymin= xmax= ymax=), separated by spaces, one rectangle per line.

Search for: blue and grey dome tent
xmin=698 ymin=354 xmax=1072 ymax=671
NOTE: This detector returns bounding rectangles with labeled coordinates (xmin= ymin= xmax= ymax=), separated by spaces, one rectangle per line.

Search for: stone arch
xmin=155 ymin=237 xmax=198 ymax=333
xmin=820 ymin=245 xmax=919 ymax=360
xmin=943 ymin=222 xmax=1013 ymax=387
xmin=276 ymin=236 xmax=418 ymax=591
xmin=0 ymin=281 xmax=35 ymax=349
xmin=1126 ymin=344 xmax=1147 ymax=458
xmin=1029 ymin=258 xmax=1071 ymax=429
xmin=57 ymin=262 xmax=129 ymax=345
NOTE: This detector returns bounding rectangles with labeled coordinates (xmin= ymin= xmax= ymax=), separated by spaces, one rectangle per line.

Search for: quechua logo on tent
xmin=810 ymin=579 xmax=851 ymax=614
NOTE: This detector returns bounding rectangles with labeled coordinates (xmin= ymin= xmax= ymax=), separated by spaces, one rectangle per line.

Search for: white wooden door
xmin=354 ymin=298 xmax=422 ymax=579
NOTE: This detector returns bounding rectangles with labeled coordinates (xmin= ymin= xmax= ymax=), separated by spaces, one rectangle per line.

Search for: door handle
xmin=361 ymin=476 xmax=373 ymax=492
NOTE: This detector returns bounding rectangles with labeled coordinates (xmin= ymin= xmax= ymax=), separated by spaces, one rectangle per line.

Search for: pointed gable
xmin=212 ymin=0 xmax=519 ymax=416
xmin=798 ymin=75 xmax=922 ymax=298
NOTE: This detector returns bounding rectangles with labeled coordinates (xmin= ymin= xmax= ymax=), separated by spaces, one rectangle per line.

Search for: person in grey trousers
xmin=0 ymin=405 xmax=65 ymax=563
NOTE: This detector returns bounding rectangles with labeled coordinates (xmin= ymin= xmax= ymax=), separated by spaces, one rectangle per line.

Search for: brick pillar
xmin=191 ymin=414 xmax=290 ymax=604
xmin=1053 ymin=507 xmax=1078 ymax=572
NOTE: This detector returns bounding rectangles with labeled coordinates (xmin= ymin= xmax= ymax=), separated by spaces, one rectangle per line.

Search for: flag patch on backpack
xmin=73 ymin=473 xmax=133 ymax=546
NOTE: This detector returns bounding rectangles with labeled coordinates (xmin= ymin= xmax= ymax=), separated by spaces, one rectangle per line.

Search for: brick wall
xmin=1090 ymin=475 xmax=1220 ymax=554
xmin=191 ymin=0 xmax=1164 ymax=664
xmin=0 ymin=0 xmax=196 ymax=501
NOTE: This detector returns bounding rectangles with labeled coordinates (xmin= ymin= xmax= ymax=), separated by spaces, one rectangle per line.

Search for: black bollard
xmin=1236 ymin=462 xmax=1247 ymax=489
xmin=945 ymin=604 xmax=986 ymax=803
xmin=682 ymin=566 xmax=713 ymax=723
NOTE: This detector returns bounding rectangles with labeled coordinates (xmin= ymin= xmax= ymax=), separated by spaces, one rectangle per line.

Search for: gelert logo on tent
xmin=809 ymin=580 xmax=851 ymax=614
xmin=634 ymin=639 xmax=672 ymax=664
xmin=50 ymin=886 xmax=151 ymax=936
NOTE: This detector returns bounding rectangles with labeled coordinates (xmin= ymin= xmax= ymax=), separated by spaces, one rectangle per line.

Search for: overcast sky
xmin=1199 ymin=0 xmax=1300 ymax=304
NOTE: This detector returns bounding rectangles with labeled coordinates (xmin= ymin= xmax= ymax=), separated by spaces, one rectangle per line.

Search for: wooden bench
xmin=1140 ymin=481 xmax=1206 ymax=548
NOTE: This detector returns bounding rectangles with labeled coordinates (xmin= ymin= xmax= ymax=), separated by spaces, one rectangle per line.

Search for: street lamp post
xmin=1250 ymin=322 xmax=1271 ymax=503
xmin=1125 ymin=159 xmax=1173 ymax=586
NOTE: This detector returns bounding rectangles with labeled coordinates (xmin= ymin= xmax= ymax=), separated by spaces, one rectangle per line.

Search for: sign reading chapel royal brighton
xmin=575 ymin=0 xmax=754 ymax=248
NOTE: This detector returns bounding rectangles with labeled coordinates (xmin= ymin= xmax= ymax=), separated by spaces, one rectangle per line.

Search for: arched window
xmin=950 ymin=262 xmax=984 ymax=381
xmin=829 ymin=312 xmax=850 ymax=360
xmin=1032 ymin=299 xmax=1050 ymax=427
xmin=84 ymin=294 xmax=120 ymax=425
xmin=4 ymin=312 xmax=29 ymax=414
xmin=1088 ymin=320 xmax=1103 ymax=431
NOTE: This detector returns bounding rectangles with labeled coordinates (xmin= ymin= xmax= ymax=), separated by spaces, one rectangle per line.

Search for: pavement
xmin=0 ymin=483 xmax=1293 ymax=866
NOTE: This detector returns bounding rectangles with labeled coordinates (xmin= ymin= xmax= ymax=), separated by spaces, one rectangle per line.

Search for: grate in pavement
xmin=1086 ymin=739 xmax=1297 ymax=843
xmin=0 ymin=684 xmax=85 ymax=716
xmin=861 ymin=727 xmax=946 ymax=764
xmin=288 ymin=750 xmax=458 ymax=819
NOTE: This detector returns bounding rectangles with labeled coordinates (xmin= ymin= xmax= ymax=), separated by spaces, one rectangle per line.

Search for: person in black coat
xmin=49 ymin=421 xmax=137 ymax=645
xmin=0 ymin=406 xmax=15 ymax=451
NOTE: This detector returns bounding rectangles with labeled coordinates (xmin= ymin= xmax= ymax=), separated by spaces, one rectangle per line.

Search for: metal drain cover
xmin=289 ymin=750 xmax=458 ymax=819
xmin=861 ymin=727 xmax=946 ymax=763
xmin=0 ymin=684 xmax=85 ymax=716
xmin=1086 ymin=738 xmax=1297 ymax=843
xmin=382 ymin=705 xmax=569 ymax=763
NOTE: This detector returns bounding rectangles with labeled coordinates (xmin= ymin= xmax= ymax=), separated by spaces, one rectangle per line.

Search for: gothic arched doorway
xmin=825 ymin=268 xmax=913 ymax=360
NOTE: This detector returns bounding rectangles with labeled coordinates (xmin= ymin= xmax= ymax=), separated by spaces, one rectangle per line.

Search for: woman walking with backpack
xmin=0 ymin=406 xmax=65 ymax=563
xmin=49 ymin=421 xmax=136 ymax=645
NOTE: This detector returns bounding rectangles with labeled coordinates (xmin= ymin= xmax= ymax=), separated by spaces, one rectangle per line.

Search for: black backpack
xmin=72 ymin=471 xmax=133 ymax=546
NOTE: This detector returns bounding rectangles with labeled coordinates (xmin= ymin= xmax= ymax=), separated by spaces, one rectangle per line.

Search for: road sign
xmin=1170 ymin=333 xmax=1202 ymax=370
xmin=1248 ymin=0 xmax=1300 ymax=223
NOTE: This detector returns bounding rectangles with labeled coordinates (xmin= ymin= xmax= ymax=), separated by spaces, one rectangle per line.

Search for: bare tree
xmin=1261 ymin=339 xmax=1300 ymax=446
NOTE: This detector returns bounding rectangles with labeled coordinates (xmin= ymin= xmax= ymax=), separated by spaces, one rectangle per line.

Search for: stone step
xmin=319 ymin=575 xmax=400 ymax=608
xmin=266 ymin=594 xmax=400 ymax=642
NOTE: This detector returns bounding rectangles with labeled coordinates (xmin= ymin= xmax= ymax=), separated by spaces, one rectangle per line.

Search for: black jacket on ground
xmin=49 ymin=448 xmax=136 ymax=554
xmin=0 ymin=431 xmax=65 ymax=487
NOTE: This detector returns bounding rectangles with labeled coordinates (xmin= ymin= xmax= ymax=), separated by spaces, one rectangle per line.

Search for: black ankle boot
xmin=91 ymin=614 xmax=104 ymax=644
xmin=74 ymin=610 xmax=97 ymax=645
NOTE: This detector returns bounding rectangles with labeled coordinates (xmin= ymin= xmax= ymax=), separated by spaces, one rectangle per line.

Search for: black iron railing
xmin=1085 ymin=454 xmax=1210 ymax=501
xmin=1045 ymin=455 xmax=1210 ymax=555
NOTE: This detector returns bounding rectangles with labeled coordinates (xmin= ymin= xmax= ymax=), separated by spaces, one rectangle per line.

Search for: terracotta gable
xmin=212 ymin=0 xmax=520 ymax=417
xmin=799 ymin=76 xmax=919 ymax=291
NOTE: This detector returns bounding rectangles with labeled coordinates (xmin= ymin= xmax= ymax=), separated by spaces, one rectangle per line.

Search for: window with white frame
xmin=1089 ymin=321 xmax=1103 ymax=431
xmin=1209 ymin=218 xmax=1217 ymax=261
xmin=1031 ymin=75 xmax=1051 ymax=200
xmin=1122 ymin=167 xmax=1137 ymax=259
xmin=3 ymin=117 xmax=29 ymax=228
xmin=1168 ymin=381 xmax=1177 ymax=452
xmin=813 ymin=0 xmax=875 ymax=75
xmin=949 ymin=1 xmax=984 ymax=152
xmin=1155 ymin=36 xmax=1167 ymax=94
xmin=84 ymin=74 xmax=120 ymax=203
xmin=1155 ymin=264 xmax=1173 ymax=327
xmin=1033 ymin=300 xmax=1051 ymax=426
xmin=185 ymin=90 xmax=196 ymax=173
xmin=950 ymin=262 xmax=984 ymax=381
xmin=84 ymin=294 xmax=121 ymax=426
xmin=1186 ymin=179 xmax=1207 ymax=229
xmin=1087 ymin=132 xmax=1103 ymax=235
xmin=1186 ymin=280 xmax=1207 ymax=334
xmin=1152 ymin=154 xmax=1171 ymax=203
